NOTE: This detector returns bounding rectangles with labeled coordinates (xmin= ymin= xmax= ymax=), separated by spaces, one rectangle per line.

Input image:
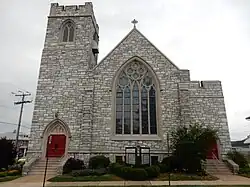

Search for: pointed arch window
xmin=115 ymin=60 xmax=157 ymax=135
xmin=62 ymin=21 xmax=75 ymax=42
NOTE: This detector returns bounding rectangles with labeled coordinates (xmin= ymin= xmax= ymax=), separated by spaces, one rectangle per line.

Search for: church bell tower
xmin=27 ymin=3 xmax=99 ymax=156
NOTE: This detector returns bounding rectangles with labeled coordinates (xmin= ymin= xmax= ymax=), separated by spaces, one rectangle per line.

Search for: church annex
xmin=27 ymin=2 xmax=231 ymax=166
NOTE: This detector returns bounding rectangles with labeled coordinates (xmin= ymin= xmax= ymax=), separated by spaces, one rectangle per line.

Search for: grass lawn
xmin=0 ymin=176 xmax=21 ymax=182
xmin=48 ymin=174 xmax=123 ymax=182
xmin=48 ymin=173 xmax=218 ymax=182
xmin=155 ymin=173 xmax=219 ymax=181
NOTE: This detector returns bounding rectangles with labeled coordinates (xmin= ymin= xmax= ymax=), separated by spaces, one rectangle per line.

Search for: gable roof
xmin=231 ymin=135 xmax=250 ymax=147
xmin=94 ymin=27 xmax=179 ymax=70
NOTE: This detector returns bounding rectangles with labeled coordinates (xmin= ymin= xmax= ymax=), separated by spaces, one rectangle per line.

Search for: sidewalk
xmin=0 ymin=175 xmax=249 ymax=187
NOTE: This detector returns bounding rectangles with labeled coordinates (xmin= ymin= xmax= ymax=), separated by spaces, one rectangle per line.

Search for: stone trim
xmin=111 ymin=135 xmax=162 ymax=141
xmin=224 ymin=159 xmax=239 ymax=174
xmin=59 ymin=19 xmax=76 ymax=43
xmin=110 ymin=56 xmax=162 ymax=138
xmin=48 ymin=15 xmax=99 ymax=33
xmin=93 ymin=28 xmax=179 ymax=70
xmin=68 ymin=150 xmax=169 ymax=154
xmin=41 ymin=119 xmax=71 ymax=158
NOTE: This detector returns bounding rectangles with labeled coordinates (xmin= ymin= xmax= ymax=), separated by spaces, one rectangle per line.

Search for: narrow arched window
xmin=62 ymin=22 xmax=75 ymax=42
xmin=115 ymin=60 xmax=157 ymax=135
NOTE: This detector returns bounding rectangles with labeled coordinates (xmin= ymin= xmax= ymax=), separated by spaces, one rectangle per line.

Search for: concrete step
xmin=35 ymin=164 xmax=60 ymax=167
xmin=29 ymin=171 xmax=57 ymax=175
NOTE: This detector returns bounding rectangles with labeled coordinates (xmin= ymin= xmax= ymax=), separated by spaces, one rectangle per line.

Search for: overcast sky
xmin=0 ymin=0 xmax=250 ymax=141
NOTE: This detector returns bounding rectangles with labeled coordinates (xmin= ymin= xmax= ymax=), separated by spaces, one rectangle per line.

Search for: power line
xmin=12 ymin=91 xmax=32 ymax=153
xmin=0 ymin=121 xmax=31 ymax=129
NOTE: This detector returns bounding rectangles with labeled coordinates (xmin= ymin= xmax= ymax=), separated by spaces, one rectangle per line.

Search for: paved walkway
xmin=0 ymin=175 xmax=250 ymax=187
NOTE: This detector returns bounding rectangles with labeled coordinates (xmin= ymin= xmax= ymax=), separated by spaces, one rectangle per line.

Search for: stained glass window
xmin=115 ymin=60 xmax=157 ymax=135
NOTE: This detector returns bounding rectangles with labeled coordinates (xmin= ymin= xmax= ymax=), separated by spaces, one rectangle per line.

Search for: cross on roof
xmin=131 ymin=19 xmax=138 ymax=28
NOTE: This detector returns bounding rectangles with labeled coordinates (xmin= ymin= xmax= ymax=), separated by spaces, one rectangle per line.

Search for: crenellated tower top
xmin=49 ymin=2 xmax=98 ymax=32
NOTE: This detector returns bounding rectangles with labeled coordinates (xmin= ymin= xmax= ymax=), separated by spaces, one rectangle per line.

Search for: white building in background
xmin=231 ymin=135 xmax=250 ymax=156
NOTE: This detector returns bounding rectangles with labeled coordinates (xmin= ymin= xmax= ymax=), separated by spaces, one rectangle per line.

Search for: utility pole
xmin=12 ymin=91 xmax=32 ymax=156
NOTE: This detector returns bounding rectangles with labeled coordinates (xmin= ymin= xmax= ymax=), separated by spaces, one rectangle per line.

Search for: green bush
xmin=71 ymin=168 xmax=107 ymax=177
xmin=119 ymin=167 xmax=148 ymax=181
xmin=8 ymin=164 xmax=23 ymax=173
xmin=157 ymin=164 xmax=168 ymax=173
xmin=171 ymin=124 xmax=217 ymax=173
xmin=63 ymin=158 xmax=85 ymax=174
xmin=227 ymin=150 xmax=249 ymax=169
xmin=89 ymin=155 xmax=110 ymax=169
xmin=145 ymin=165 xmax=160 ymax=178
xmin=110 ymin=163 xmax=161 ymax=180
xmin=239 ymin=167 xmax=250 ymax=174
xmin=92 ymin=168 xmax=107 ymax=176
xmin=0 ymin=172 xmax=7 ymax=178
xmin=7 ymin=170 xmax=20 ymax=176
xmin=109 ymin=163 xmax=123 ymax=175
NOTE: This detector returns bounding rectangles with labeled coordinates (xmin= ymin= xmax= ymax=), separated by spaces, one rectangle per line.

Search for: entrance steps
xmin=28 ymin=157 xmax=60 ymax=175
xmin=205 ymin=159 xmax=232 ymax=175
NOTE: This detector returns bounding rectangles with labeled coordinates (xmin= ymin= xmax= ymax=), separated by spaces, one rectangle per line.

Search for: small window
xmin=151 ymin=156 xmax=158 ymax=165
xmin=116 ymin=156 xmax=123 ymax=164
xmin=62 ymin=21 xmax=75 ymax=42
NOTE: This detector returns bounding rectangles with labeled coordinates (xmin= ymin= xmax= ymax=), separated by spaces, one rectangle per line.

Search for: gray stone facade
xmin=27 ymin=2 xmax=231 ymax=163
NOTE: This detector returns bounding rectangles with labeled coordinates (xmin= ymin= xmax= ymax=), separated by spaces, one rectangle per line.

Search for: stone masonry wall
xmin=28 ymin=3 xmax=232 ymax=162
xmin=91 ymin=28 xmax=182 ymax=156
xmin=178 ymin=81 xmax=231 ymax=157
xmin=27 ymin=3 xmax=98 ymax=156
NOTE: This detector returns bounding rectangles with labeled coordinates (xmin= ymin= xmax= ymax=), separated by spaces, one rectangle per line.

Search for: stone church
xmin=27 ymin=2 xmax=231 ymax=166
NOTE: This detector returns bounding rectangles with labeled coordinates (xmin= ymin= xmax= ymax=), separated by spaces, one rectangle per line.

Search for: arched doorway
xmin=42 ymin=119 xmax=71 ymax=158
xmin=207 ymin=140 xmax=219 ymax=159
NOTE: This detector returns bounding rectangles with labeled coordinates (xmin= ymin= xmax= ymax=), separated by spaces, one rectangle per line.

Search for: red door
xmin=207 ymin=141 xmax=219 ymax=159
xmin=47 ymin=135 xmax=66 ymax=157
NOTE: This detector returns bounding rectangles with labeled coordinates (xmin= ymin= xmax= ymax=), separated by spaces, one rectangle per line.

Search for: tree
xmin=170 ymin=124 xmax=217 ymax=173
xmin=0 ymin=138 xmax=16 ymax=169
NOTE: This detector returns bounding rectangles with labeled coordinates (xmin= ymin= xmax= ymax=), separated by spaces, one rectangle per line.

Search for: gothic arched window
xmin=115 ymin=60 xmax=157 ymax=135
xmin=62 ymin=21 xmax=75 ymax=42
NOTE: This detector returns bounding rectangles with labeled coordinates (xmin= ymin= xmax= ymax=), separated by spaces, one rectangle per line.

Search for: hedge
xmin=109 ymin=163 xmax=160 ymax=180
xmin=63 ymin=158 xmax=85 ymax=174
xmin=89 ymin=155 xmax=110 ymax=169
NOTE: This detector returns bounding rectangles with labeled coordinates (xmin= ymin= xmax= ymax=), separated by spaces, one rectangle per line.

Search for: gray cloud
xmin=0 ymin=0 xmax=250 ymax=140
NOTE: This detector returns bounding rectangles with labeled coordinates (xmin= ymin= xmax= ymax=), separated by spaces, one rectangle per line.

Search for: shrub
xmin=145 ymin=165 xmax=160 ymax=178
xmin=0 ymin=172 xmax=7 ymax=178
xmin=157 ymin=164 xmax=168 ymax=173
xmin=126 ymin=167 xmax=148 ymax=181
xmin=109 ymin=163 xmax=123 ymax=175
xmin=71 ymin=168 xmax=107 ymax=177
xmin=92 ymin=168 xmax=107 ymax=176
xmin=239 ymin=167 xmax=250 ymax=174
xmin=161 ymin=156 xmax=178 ymax=172
xmin=171 ymin=124 xmax=217 ymax=173
xmin=89 ymin=155 xmax=110 ymax=169
xmin=7 ymin=170 xmax=20 ymax=176
xmin=8 ymin=164 xmax=23 ymax=173
xmin=227 ymin=150 xmax=249 ymax=169
xmin=63 ymin=158 xmax=85 ymax=174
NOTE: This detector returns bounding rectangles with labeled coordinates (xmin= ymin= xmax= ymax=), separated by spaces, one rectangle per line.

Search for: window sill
xmin=111 ymin=135 xmax=162 ymax=141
